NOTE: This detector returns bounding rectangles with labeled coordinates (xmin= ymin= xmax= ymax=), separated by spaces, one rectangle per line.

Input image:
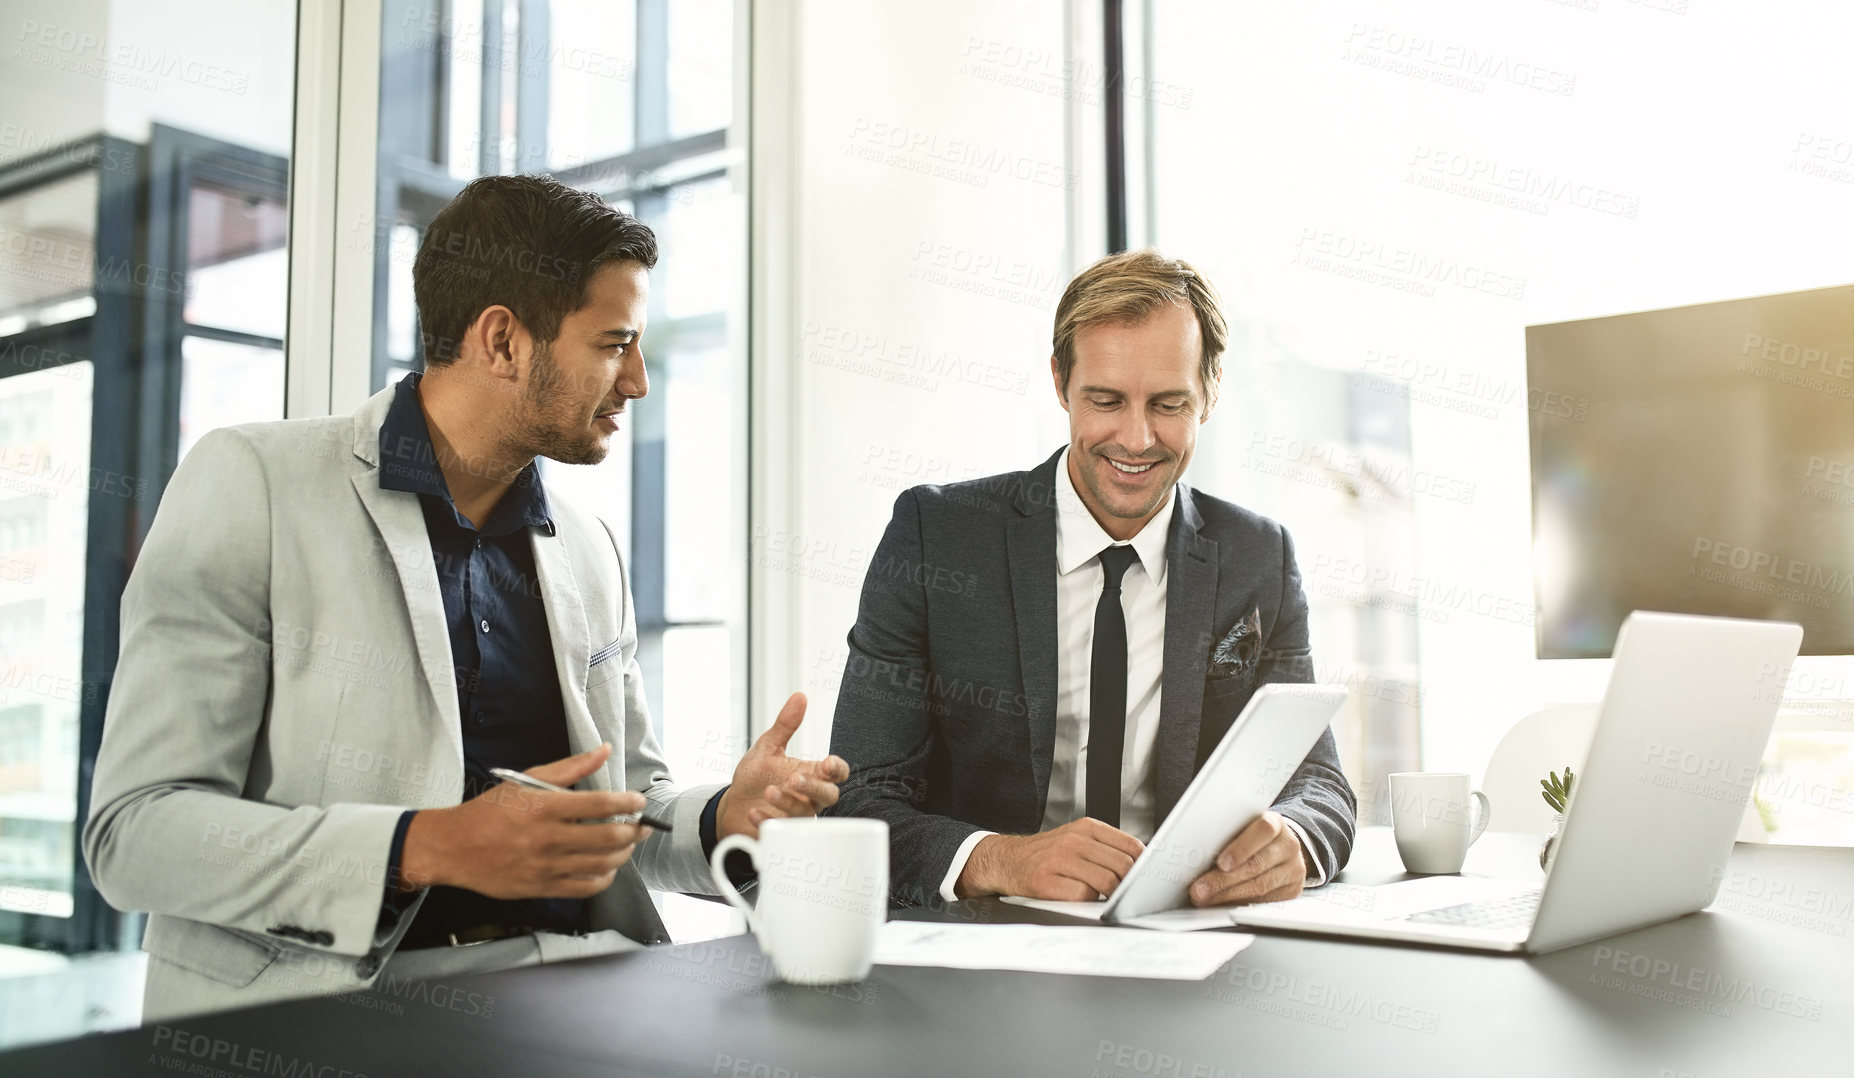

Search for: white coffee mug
xmin=709 ymin=817 xmax=888 ymax=984
xmin=1389 ymin=772 xmax=1491 ymax=874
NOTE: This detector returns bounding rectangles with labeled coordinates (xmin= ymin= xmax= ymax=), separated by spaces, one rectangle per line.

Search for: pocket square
xmin=589 ymin=637 xmax=623 ymax=666
xmin=1208 ymin=607 xmax=1263 ymax=685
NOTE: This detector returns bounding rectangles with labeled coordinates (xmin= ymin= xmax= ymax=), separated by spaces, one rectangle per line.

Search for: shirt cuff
xmin=376 ymin=809 xmax=419 ymax=931
xmin=702 ymin=786 xmax=755 ymax=889
xmin=700 ymin=787 xmax=724 ymax=856
xmin=939 ymin=830 xmax=996 ymax=903
xmin=1280 ymin=816 xmax=1326 ymax=887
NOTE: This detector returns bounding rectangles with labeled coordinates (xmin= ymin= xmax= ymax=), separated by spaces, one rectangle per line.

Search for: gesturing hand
xmin=1187 ymin=810 xmax=1308 ymax=907
xmin=716 ymin=692 xmax=851 ymax=839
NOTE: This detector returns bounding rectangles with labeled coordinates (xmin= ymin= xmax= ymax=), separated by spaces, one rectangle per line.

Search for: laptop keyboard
xmin=1405 ymin=889 xmax=1542 ymax=929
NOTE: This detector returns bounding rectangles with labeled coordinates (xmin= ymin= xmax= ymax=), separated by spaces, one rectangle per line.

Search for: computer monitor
xmin=1527 ymin=284 xmax=1854 ymax=659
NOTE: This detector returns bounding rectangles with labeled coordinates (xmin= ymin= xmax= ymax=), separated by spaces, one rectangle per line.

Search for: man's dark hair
xmin=412 ymin=174 xmax=658 ymax=366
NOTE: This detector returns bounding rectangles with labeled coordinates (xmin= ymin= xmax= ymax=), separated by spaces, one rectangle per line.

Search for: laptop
xmin=1229 ymin=611 xmax=1804 ymax=954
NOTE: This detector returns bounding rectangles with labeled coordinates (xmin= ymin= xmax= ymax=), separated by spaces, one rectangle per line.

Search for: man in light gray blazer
xmin=84 ymin=175 xmax=846 ymax=1021
xmin=830 ymin=249 xmax=1355 ymax=908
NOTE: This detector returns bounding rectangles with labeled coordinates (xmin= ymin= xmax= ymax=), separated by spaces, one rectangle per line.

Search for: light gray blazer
xmin=83 ymin=384 xmax=721 ymax=1020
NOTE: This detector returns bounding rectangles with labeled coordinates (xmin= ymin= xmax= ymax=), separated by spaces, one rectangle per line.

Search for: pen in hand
xmin=488 ymin=767 xmax=675 ymax=831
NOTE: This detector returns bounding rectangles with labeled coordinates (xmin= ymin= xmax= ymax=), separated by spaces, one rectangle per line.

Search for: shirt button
xmin=474 ymin=538 xmax=482 ymax=549
xmin=479 ymin=619 xmax=490 ymax=633
xmin=471 ymin=711 xmax=487 ymax=727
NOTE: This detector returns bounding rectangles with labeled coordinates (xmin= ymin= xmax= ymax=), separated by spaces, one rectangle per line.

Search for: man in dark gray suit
xmin=829 ymin=248 xmax=1355 ymax=908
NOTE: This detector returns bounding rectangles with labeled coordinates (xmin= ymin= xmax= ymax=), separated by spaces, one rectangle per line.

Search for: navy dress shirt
xmin=373 ymin=374 xmax=734 ymax=948
xmin=376 ymin=373 xmax=586 ymax=945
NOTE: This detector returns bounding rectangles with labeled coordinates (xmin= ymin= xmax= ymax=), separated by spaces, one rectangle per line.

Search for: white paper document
xmin=998 ymin=896 xmax=1236 ymax=933
xmin=873 ymin=921 xmax=1254 ymax=980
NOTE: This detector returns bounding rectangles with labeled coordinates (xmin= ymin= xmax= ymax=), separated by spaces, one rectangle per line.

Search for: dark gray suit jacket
xmin=827 ymin=449 xmax=1357 ymax=904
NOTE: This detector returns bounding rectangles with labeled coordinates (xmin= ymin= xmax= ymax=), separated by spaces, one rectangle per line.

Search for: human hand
xmin=1187 ymin=810 xmax=1307 ymax=907
xmin=957 ymin=818 xmax=1145 ymax=900
xmin=716 ymin=692 xmax=852 ymax=838
xmin=399 ymin=744 xmax=651 ymax=900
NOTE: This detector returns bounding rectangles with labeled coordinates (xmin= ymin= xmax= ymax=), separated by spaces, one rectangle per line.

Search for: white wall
xmin=752 ymin=0 xmax=1080 ymax=754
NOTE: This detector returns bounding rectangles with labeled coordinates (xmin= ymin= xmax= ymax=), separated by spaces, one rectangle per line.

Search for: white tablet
xmin=1099 ymin=682 xmax=1348 ymax=923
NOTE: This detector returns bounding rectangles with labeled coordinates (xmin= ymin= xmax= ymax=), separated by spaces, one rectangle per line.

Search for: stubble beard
xmin=512 ymin=340 xmax=609 ymax=467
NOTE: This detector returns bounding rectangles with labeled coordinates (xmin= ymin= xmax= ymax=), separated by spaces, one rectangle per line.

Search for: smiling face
xmin=510 ymin=260 xmax=650 ymax=466
xmin=1054 ymin=301 xmax=1214 ymax=540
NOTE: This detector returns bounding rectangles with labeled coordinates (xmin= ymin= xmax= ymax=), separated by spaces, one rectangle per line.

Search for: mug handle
xmin=1466 ymin=790 xmax=1492 ymax=848
xmin=710 ymin=834 xmax=765 ymax=947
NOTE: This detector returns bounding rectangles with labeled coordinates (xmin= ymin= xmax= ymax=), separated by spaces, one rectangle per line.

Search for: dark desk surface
xmin=8 ymin=829 xmax=1850 ymax=1077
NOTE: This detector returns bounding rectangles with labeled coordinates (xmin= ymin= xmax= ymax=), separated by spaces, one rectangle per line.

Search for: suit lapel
xmin=1007 ymin=454 xmax=1062 ymax=824
xmin=530 ymin=524 xmax=611 ymax=792
xmin=350 ymin=475 xmax=463 ymax=762
xmin=1155 ymin=487 xmax=1218 ymax=822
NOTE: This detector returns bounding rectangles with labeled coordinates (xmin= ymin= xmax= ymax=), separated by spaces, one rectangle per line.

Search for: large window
xmin=0 ymin=0 xmax=296 ymax=951
xmin=1144 ymin=1 xmax=1854 ymax=837
xmin=0 ymin=0 xmax=749 ymax=966
xmin=370 ymin=0 xmax=748 ymax=784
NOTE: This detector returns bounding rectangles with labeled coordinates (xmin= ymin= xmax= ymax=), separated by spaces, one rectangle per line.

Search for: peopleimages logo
xmin=1689 ymin=538 xmax=1854 ymax=608
xmin=1743 ymin=333 xmax=1854 ymax=381
xmin=1092 ymin=1041 xmax=1230 ymax=1078
xmin=1588 ymin=945 xmax=1823 ymax=1020
xmin=151 ymin=1026 xmax=376 ymax=1077
xmin=1292 ymin=227 xmax=1526 ymax=301
xmin=1709 ymin=866 xmax=1854 ymax=937
xmin=1640 ymin=742 xmax=1758 ymax=791
xmin=1204 ymin=961 xmax=1441 ymax=1034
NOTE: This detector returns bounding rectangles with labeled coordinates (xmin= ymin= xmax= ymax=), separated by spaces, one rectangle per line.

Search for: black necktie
xmin=1087 ymin=545 xmax=1140 ymax=827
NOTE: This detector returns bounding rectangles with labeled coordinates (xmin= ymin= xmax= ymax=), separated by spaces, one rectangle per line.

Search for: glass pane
xmin=547 ymin=0 xmax=638 ymax=168
xmin=539 ymin=425 xmax=636 ymax=568
xmin=445 ymin=0 xmax=488 ymax=179
xmin=387 ymin=224 xmax=421 ymax=364
xmin=178 ymin=337 xmax=284 ymax=463
xmin=663 ymin=346 xmax=727 ymax=622
xmin=0 ymin=361 xmax=92 ymax=919
xmin=181 ymin=185 xmax=289 ymax=339
xmin=667 ymin=0 xmax=732 ymax=139
xmin=0 ymin=171 xmax=97 ymax=323
xmin=652 ymin=176 xmax=737 ymax=321
xmin=658 ymin=625 xmax=734 ymax=785
xmin=184 ymin=248 xmax=286 ymax=340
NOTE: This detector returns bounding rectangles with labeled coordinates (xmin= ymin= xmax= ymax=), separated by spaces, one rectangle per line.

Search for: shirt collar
xmin=377 ymin=372 xmax=555 ymax=536
xmin=1054 ymin=446 xmax=1174 ymax=585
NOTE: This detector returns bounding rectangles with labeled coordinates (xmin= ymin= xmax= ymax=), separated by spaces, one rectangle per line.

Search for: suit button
xmin=356 ymin=955 xmax=380 ymax=979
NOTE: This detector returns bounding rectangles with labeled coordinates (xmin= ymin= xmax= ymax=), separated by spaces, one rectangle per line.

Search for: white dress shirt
xmin=1041 ymin=447 xmax=1174 ymax=838
xmin=938 ymin=449 xmax=1322 ymax=900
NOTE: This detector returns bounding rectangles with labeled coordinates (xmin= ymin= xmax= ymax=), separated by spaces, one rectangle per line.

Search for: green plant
xmin=1540 ymin=767 xmax=1575 ymax=814
xmin=1753 ymin=792 xmax=1778 ymax=835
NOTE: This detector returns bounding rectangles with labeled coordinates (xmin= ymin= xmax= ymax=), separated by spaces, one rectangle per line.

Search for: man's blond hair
xmin=1051 ymin=248 xmax=1228 ymax=410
